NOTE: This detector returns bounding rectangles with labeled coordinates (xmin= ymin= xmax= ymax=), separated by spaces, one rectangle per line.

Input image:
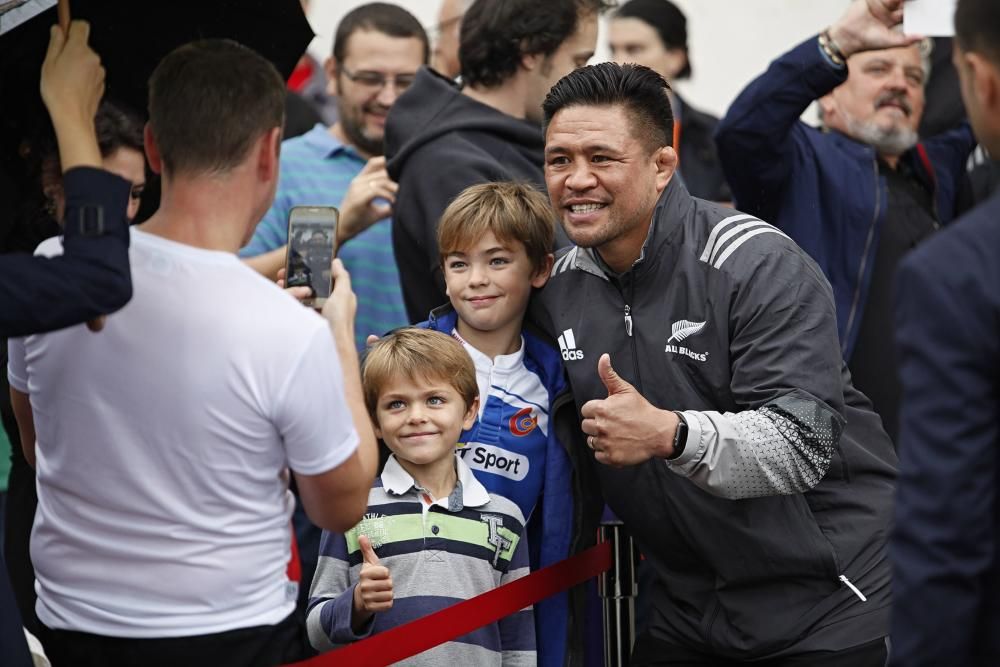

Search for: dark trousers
xmin=38 ymin=610 xmax=312 ymax=667
xmin=631 ymin=633 xmax=888 ymax=667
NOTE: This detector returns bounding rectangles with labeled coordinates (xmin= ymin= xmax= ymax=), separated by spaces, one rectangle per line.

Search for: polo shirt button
xmin=431 ymin=525 xmax=440 ymax=535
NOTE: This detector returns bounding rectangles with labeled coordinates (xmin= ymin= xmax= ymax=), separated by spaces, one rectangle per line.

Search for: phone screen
xmin=285 ymin=206 xmax=339 ymax=307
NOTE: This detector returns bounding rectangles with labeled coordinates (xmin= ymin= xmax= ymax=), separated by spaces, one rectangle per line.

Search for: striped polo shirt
xmin=239 ymin=124 xmax=409 ymax=351
xmin=306 ymin=455 xmax=536 ymax=665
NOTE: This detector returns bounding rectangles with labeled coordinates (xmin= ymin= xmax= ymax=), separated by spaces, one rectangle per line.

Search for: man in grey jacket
xmin=536 ymin=63 xmax=897 ymax=665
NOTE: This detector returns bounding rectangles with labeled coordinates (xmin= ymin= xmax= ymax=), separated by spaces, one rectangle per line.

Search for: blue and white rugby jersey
xmin=453 ymin=332 xmax=549 ymax=522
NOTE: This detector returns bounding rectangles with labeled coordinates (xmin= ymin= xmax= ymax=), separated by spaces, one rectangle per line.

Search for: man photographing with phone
xmin=8 ymin=39 xmax=377 ymax=666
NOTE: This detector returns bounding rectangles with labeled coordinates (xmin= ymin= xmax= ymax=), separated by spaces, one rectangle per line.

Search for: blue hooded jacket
xmin=420 ymin=306 xmax=585 ymax=667
xmin=716 ymin=36 xmax=975 ymax=359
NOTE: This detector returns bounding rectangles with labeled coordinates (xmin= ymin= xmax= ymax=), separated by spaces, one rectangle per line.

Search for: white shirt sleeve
xmin=7 ymin=336 xmax=28 ymax=393
xmin=273 ymin=324 xmax=359 ymax=475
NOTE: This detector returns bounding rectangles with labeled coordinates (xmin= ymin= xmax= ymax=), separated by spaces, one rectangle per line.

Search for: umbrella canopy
xmin=1 ymin=0 xmax=313 ymax=124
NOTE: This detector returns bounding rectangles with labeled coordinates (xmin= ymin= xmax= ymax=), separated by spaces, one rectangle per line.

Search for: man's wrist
xmin=826 ymin=24 xmax=860 ymax=59
xmin=654 ymin=409 xmax=681 ymax=459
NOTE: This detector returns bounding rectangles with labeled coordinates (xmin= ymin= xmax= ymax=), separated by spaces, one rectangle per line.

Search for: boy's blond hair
xmin=437 ymin=181 xmax=556 ymax=275
xmin=362 ymin=328 xmax=478 ymax=422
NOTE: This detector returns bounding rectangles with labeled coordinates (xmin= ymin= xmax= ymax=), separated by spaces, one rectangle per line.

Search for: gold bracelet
xmin=819 ymin=30 xmax=847 ymax=67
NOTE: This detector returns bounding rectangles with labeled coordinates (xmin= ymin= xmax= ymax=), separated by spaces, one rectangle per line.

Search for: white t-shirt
xmin=7 ymin=229 xmax=359 ymax=638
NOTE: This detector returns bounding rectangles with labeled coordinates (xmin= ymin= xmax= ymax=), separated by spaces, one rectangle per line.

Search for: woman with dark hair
xmin=10 ymin=99 xmax=145 ymax=254
xmin=608 ymin=0 xmax=732 ymax=203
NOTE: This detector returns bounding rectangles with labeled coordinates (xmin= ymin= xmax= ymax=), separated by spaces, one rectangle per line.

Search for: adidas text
xmin=558 ymin=329 xmax=584 ymax=361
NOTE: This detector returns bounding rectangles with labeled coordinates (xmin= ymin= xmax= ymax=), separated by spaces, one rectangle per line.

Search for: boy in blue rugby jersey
xmin=422 ymin=182 xmax=593 ymax=667
xmin=306 ymin=328 xmax=534 ymax=664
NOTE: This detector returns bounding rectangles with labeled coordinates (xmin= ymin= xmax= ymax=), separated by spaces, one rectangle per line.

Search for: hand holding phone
xmin=285 ymin=206 xmax=339 ymax=308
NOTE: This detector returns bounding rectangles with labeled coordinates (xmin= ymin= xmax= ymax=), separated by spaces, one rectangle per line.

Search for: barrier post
xmin=598 ymin=520 xmax=638 ymax=667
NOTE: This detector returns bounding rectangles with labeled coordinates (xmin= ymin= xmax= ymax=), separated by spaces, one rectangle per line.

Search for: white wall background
xmin=305 ymin=0 xmax=851 ymax=120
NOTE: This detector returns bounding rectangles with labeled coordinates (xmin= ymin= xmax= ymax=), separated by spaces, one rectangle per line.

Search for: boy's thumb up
xmin=359 ymin=534 xmax=380 ymax=566
xmin=598 ymin=353 xmax=633 ymax=396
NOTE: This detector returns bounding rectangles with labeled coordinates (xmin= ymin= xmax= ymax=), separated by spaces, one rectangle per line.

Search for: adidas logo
xmin=558 ymin=328 xmax=584 ymax=361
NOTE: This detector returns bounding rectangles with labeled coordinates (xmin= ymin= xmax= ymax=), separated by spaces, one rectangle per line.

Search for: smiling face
xmin=544 ymin=103 xmax=676 ymax=272
xmin=374 ymin=372 xmax=478 ymax=472
xmin=328 ymin=29 xmax=426 ymax=157
xmin=444 ymin=231 xmax=549 ymax=353
xmin=821 ymin=45 xmax=926 ymax=157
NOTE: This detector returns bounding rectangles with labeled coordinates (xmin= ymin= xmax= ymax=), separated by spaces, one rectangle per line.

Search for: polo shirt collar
xmin=381 ymin=454 xmax=490 ymax=510
xmin=300 ymin=123 xmax=361 ymax=160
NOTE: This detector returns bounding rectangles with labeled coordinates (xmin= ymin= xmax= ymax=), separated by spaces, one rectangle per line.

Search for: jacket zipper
xmin=839 ymin=574 xmax=867 ymax=602
xmin=842 ymin=156 xmax=881 ymax=358
xmin=622 ymin=278 xmax=642 ymax=390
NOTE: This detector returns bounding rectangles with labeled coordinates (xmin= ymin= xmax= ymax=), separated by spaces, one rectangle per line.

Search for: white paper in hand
xmin=904 ymin=0 xmax=956 ymax=37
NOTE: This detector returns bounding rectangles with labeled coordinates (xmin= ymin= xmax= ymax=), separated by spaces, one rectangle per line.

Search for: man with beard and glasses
xmin=241 ymin=3 xmax=427 ymax=353
xmin=715 ymin=0 xmax=975 ymax=445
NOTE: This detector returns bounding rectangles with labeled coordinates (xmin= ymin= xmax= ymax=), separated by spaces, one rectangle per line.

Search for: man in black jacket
xmin=385 ymin=0 xmax=609 ymax=322
xmin=536 ymin=63 xmax=896 ymax=665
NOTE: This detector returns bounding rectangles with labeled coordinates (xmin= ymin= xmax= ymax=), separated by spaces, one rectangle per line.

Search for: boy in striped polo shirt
xmin=306 ymin=328 xmax=535 ymax=665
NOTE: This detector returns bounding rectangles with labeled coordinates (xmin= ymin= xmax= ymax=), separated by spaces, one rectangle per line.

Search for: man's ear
xmin=818 ymin=93 xmax=836 ymax=127
xmin=324 ymin=56 xmax=340 ymax=96
xmin=520 ymin=50 xmax=542 ymax=73
xmin=654 ymin=145 xmax=678 ymax=193
xmin=257 ymin=126 xmax=282 ymax=182
xmin=144 ymin=123 xmax=163 ymax=175
xmin=968 ymin=52 xmax=1000 ymax=115
xmin=531 ymin=253 xmax=555 ymax=288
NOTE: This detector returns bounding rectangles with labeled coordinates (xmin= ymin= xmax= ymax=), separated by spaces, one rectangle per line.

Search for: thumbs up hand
xmin=351 ymin=534 xmax=393 ymax=629
xmin=580 ymin=354 xmax=682 ymax=467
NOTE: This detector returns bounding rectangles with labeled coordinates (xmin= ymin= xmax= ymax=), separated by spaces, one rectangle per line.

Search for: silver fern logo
xmin=667 ymin=320 xmax=706 ymax=343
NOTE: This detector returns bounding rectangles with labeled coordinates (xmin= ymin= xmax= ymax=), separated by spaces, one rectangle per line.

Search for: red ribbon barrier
xmin=286 ymin=540 xmax=612 ymax=667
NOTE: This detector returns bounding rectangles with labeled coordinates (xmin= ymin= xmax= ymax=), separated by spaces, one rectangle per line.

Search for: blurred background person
xmin=715 ymin=0 xmax=975 ymax=444
xmin=609 ymin=0 xmax=731 ymax=203
xmin=429 ymin=0 xmax=472 ymax=80
xmin=891 ymin=0 xmax=1000 ymax=664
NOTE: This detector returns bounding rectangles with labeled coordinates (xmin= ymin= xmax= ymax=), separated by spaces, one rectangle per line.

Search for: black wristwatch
xmin=667 ymin=411 xmax=688 ymax=460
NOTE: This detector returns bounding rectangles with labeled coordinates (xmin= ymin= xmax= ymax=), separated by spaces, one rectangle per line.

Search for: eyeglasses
xmin=340 ymin=66 xmax=416 ymax=92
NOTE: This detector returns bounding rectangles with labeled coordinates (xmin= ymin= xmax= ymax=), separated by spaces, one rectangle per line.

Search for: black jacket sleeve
xmin=0 ymin=167 xmax=132 ymax=337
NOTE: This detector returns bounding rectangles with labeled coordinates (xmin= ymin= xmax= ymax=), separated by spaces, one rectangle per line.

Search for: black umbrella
xmin=0 ymin=0 xmax=314 ymax=223
xmin=1 ymin=0 xmax=313 ymax=126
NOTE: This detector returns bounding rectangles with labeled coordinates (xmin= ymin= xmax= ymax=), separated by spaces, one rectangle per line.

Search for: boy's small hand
xmin=352 ymin=534 xmax=393 ymax=623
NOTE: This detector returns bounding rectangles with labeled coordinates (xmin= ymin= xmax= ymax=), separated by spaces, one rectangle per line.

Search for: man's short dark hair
xmin=460 ymin=0 xmax=612 ymax=89
xmin=333 ymin=2 xmax=430 ymax=64
xmin=955 ymin=0 xmax=1000 ymax=67
xmin=148 ymin=40 xmax=285 ymax=176
xmin=542 ymin=62 xmax=674 ymax=152
xmin=614 ymin=0 xmax=692 ymax=80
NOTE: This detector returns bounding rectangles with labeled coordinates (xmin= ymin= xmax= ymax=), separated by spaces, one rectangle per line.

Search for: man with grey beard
xmin=716 ymin=0 xmax=975 ymax=445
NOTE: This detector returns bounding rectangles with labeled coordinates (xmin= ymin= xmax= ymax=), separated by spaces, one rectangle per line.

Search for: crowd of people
xmin=1 ymin=0 xmax=998 ymax=665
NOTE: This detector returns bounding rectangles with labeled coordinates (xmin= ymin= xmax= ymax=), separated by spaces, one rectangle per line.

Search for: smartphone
xmin=285 ymin=206 xmax=339 ymax=308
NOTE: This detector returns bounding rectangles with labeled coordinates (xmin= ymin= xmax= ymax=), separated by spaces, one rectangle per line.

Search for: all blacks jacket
xmin=533 ymin=178 xmax=897 ymax=659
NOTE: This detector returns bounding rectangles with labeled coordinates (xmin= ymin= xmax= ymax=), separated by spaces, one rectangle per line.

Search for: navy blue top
xmin=891 ymin=189 xmax=1000 ymax=665
xmin=0 ymin=167 xmax=132 ymax=337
